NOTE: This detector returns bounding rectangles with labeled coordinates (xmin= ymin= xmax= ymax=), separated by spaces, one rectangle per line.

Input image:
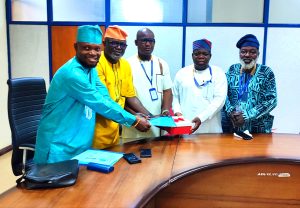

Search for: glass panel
xmin=188 ymin=0 xmax=212 ymax=23
xmin=11 ymin=0 xmax=47 ymax=21
xmin=52 ymin=0 xmax=105 ymax=22
xmin=266 ymin=28 xmax=300 ymax=133
xmin=212 ymin=0 xmax=263 ymax=23
xmin=269 ymin=0 xmax=300 ymax=24
xmin=185 ymin=27 xmax=264 ymax=72
xmin=110 ymin=0 xmax=182 ymax=23
xmin=9 ymin=25 xmax=50 ymax=87
xmin=122 ymin=26 xmax=183 ymax=80
xmin=188 ymin=0 xmax=264 ymax=23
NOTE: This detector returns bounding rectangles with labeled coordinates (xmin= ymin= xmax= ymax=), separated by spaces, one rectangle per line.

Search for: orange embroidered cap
xmin=103 ymin=25 xmax=128 ymax=41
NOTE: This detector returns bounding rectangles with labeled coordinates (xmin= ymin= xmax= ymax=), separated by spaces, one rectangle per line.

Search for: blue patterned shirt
xmin=222 ymin=63 xmax=277 ymax=133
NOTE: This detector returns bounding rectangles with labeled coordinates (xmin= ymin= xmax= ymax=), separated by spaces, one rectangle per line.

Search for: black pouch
xmin=17 ymin=159 xmax=79 ymax=189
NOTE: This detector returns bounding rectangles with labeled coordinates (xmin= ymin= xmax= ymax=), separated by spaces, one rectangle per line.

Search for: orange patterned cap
xmin=103 ymin=25 xmax=128 ymax=41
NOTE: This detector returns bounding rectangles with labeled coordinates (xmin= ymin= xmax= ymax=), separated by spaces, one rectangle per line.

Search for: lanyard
xmin=140 ymin=60 xmax=153 ymax=86
xmin=193 ymin=66 xmax=212 ymax=88
xmin=238 ymin=72 xmax=252 ymax=100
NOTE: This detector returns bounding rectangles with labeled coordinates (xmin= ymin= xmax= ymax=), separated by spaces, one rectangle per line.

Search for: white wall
xmin=0 ymin=0 xmax=11 ymax=149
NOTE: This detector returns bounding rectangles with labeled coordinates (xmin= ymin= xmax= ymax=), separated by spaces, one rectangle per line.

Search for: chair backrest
xmin=7 ymin=77 xmax=47 ymax=176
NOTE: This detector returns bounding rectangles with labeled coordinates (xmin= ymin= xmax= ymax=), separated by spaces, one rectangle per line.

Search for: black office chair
xmin=7 ymin=77 xmax=47 ymax=176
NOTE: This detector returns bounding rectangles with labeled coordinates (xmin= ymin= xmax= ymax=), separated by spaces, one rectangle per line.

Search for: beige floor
xmin=0 ymin=151 xmax=18 ymax=194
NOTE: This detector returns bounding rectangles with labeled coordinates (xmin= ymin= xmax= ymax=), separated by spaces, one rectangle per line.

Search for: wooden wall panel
xmin=149 ymin=162 xmax=300 ymax=208
xmin=51 ymin=26 xmax=105 ymax=76
xmin=51 ymin=26 xmax=77 ymax=75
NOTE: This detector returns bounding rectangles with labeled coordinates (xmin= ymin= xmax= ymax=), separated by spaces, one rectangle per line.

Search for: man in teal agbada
xmin=34 ymin=25 xmax=150 ymax=164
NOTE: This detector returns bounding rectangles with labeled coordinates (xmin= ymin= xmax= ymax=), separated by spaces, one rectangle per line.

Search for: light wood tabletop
xmin=0 ymin=133 xmax=300 ymax=208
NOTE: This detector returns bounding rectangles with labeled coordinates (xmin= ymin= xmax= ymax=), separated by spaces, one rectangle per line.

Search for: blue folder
xmin=149 ymin=116 xmax=176 ymax=127
xmin=72 ymin=149 xmax=124 ymax=166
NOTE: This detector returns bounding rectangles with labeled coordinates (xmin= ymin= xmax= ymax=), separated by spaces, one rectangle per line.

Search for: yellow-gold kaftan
xmin=93 ymin=52 xmax=136 ymax=149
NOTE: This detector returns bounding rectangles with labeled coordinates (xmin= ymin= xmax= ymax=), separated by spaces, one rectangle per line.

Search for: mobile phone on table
xmin=123 ymin=153 xmax=141 ymax=164
xmin=235 ymin=130 xmax=253 ymax=140
xmin=140 ymin=148 xmax=152 ymax=158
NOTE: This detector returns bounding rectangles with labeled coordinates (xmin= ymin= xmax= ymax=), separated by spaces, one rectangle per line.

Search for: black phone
xmin=123 ymin=153 xmax=141 ymax=164
xmin=140 ymin=148 xmax=152 ymax=158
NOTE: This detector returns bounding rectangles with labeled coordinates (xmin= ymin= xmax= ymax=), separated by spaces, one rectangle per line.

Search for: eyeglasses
xmin=107 ymin=40 xmax=127 ymax=49
xmin=240 ymin=49 xmax=257 ymax=56
xmin=138 ymin=38 xmax=155 ymax=44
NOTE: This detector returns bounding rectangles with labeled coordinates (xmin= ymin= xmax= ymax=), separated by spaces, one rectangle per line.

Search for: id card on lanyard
xmin=140 ymin=60 xmax=158 ymax=101
xmin=149 ymin=88 xmax=158 ymax=101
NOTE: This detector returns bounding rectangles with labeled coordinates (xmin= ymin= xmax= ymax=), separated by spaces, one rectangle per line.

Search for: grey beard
xmin=240 ymin=58 xmax=257 ymax=70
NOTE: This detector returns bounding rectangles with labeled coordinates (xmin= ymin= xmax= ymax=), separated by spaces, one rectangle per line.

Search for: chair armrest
xmin=19 ymin=144 xmax=35 ymax=151
xmin=19 ymin=144 xmax=35 ymax=174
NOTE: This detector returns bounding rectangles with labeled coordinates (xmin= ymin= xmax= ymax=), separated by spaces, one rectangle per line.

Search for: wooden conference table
xmin=1 ymin=133 xmax=300 ymax=208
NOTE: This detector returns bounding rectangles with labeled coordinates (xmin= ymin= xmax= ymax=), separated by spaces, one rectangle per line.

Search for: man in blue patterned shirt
xmin=222 ymin=34 xmax=277 ymax=133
